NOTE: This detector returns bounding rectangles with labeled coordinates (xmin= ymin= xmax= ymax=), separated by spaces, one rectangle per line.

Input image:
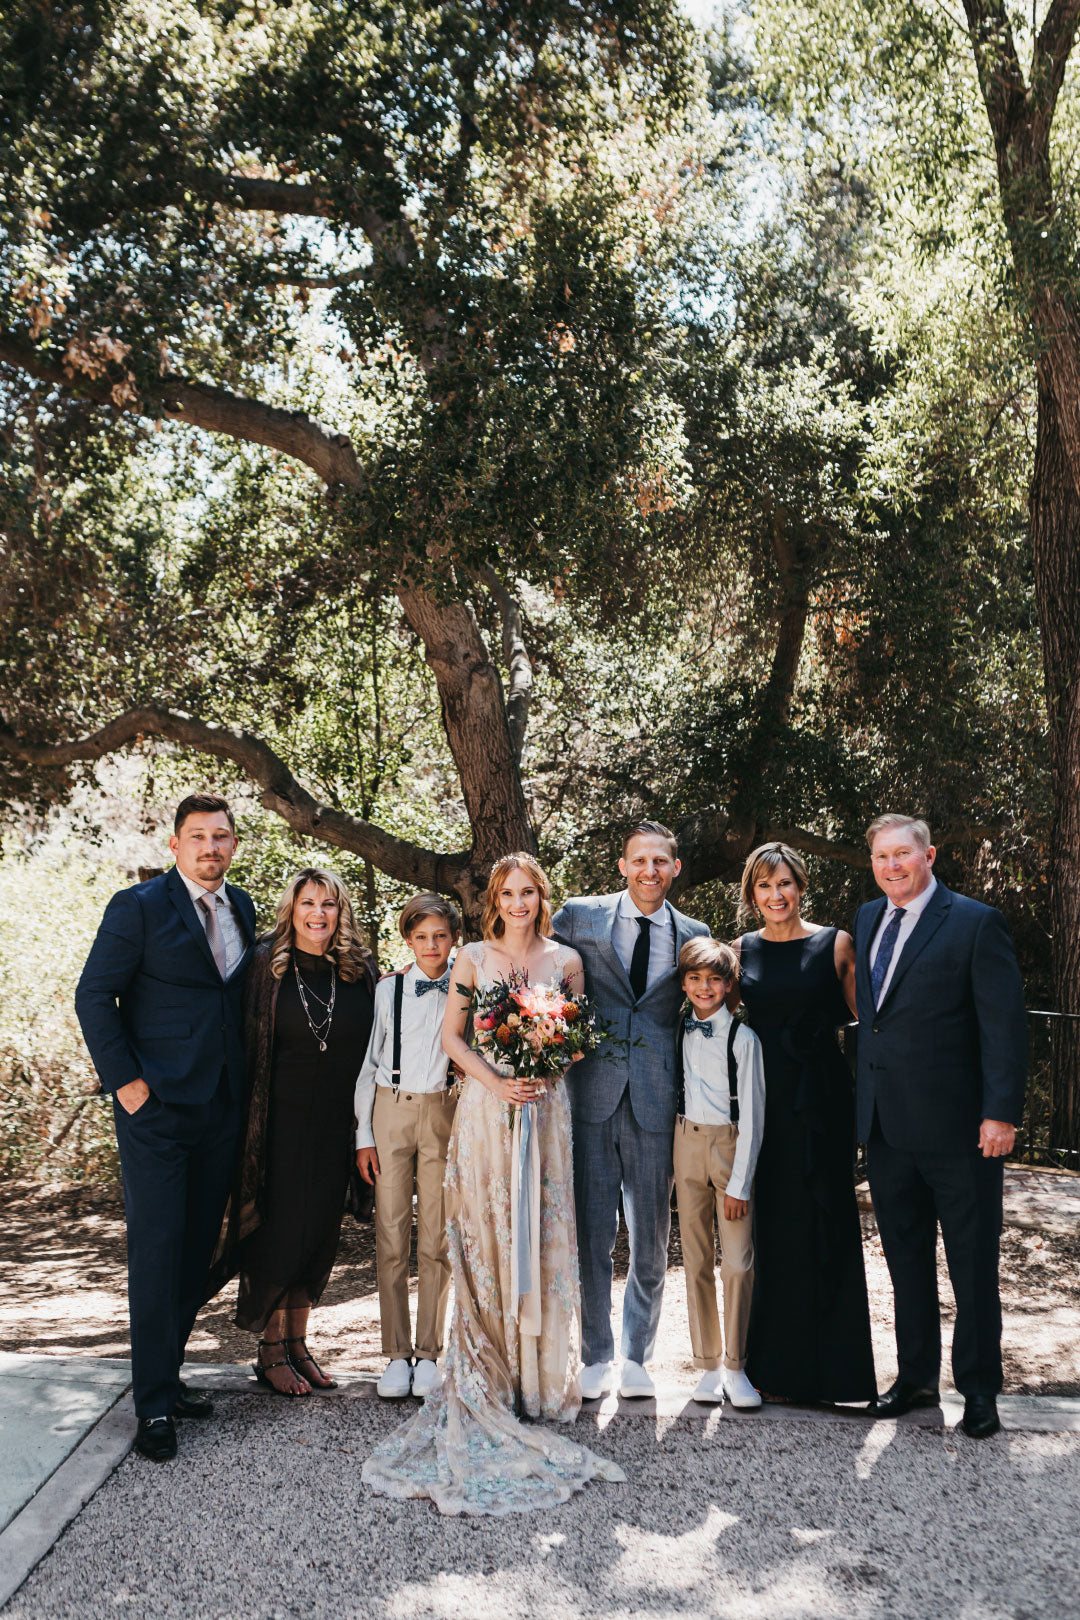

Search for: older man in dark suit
xmin=854 ymin=813 xmax=1027 ymax=1439
xmin=76 ymin=794 xmax=255 ymax=1460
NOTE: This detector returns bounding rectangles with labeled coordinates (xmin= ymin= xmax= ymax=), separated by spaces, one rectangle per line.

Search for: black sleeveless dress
xmin=739 ymin=927 xmax=876 ymax=1404
xmin=236 ymin=949 xmax=374 ymax=1331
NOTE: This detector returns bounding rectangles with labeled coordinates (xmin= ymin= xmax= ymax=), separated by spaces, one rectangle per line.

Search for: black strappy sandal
xmin=253 ymin=1338 xmax=310 ymax=1397
xmin=285 ymin=1336 xmax=338 ymax=1391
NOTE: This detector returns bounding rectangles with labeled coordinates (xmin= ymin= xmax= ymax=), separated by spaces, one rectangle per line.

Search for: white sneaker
xmin=722 ymin=1368 xmax=762 ymax=1410
xmin=377 ymin=1358 xmax=412 ymax=1398
xmin=411 ymin=1359 xmax=442 ymax=1399
xmin=618 ymin=1360 xmax=656 ymax=1399
xmin=579 ymin=1361 xmax=617 ymax=1400
xmin=692 ymin=1369 xmax=726 ymax=1404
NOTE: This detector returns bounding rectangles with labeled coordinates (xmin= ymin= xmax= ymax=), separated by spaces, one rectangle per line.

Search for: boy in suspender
xmin=354 ymin=895 xmax=460 ymax=1400
xmin=674 ymin=938 xmax=766 ymax=1410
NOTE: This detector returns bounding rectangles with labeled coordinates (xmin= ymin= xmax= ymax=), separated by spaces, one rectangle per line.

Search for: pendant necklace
xmin=293 ymin=952 xmax=336 ymax=1051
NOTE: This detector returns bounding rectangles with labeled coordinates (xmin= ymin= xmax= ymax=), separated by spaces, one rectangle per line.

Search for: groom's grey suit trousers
xmin=553 ymin=894 xmax=709 ymax=1366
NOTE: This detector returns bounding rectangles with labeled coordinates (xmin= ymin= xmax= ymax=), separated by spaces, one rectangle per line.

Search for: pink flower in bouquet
xmin=538 ymin=1016 xmax=557 ymax=1040
xmin=476 ymin=1012 xmax=499 ymax=1031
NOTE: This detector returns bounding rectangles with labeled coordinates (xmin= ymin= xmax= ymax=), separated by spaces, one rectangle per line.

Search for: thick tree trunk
xmin=397 ymin=584 xmax=535 ymax=932
xmin=1030 ymin=378 xmax=1080 ymax=1153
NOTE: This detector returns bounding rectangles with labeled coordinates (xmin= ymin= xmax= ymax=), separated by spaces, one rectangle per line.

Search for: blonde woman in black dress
xmin=210 ymin=868 xmax=376 ymax=1395
xmin=733 ymin=843 xmax=876 ymax=1408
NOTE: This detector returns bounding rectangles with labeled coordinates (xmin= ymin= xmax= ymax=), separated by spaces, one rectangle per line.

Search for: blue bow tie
xmin=415 ymin=973 xmax=450 ymax=997
xmin=684 ymin=1015 xmax=714 ymax=1037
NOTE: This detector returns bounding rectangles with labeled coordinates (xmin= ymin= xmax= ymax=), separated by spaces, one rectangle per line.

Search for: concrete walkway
xmin=3 ymin=1357 xmax=1080 ymax=1619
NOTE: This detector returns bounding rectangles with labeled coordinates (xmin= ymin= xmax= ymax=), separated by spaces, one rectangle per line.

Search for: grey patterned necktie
xmin=199 ymin=893 xmax=227 ymax=978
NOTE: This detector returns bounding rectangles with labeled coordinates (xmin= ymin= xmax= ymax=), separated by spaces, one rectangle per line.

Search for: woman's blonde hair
xmin=737 ymin=841 xmax=808 ymax=927
xmin=268 ymin=867 xmax=372 ymax=981
xmin=481 ymin=853 xmax=553 ymax=940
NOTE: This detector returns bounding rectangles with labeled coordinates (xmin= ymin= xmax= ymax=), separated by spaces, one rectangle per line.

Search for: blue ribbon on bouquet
xmin=510 ymin=1100 xmax=542 ymax=1336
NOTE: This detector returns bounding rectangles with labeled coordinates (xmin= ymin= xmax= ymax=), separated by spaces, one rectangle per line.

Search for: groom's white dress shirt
xmin=869 ymin=875 xmax=938 ymax=1005
xmin=179 ymin=870 xmax=245 ymax=978
xmin=612 ymin=891 xmax=676 ymax=994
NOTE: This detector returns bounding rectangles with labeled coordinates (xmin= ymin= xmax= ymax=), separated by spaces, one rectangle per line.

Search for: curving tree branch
xmin=180 ymin=171 xmax=419 ymax=264
xmin=0 ymin=328 xmax=366 ymax=490
xmin=0 ymin=707 xmax=463 ymax=892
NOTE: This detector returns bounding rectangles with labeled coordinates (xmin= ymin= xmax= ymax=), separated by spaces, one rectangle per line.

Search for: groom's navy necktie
xmin=870 ymin=906 xmax=905 ymax=1006
xmin=629 ymin=916 xmax=651 ymax=1001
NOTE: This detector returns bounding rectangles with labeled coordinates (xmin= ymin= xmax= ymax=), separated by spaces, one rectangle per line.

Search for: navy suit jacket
xmin=853 ymin=881 xmax=1027 ymax=1153
xmin=75 ymin=866 xmax=256 ymax=1104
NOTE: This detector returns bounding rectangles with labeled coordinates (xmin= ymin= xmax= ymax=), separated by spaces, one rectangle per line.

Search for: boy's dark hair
xmin=622 ymin=819 xmax=678 ymax=858
xmin=174 ymin=793 xmax=235 ymax=834
xmin=678 ymin=936 xmax=739 ymax=984
xmin=399 ymin=892 xmax=462 ymax=940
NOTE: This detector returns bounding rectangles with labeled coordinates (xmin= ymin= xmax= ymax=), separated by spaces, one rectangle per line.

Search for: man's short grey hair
xmin=865 ymin=813 xmax=932 ymax=851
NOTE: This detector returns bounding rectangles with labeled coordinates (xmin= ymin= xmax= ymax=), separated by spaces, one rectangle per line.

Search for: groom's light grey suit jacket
xmin=552 ymin=892 xmax=709 ymax=1133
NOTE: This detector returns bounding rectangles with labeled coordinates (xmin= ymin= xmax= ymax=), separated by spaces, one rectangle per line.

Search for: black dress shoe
xmin=868 ymin=1379 xmax=940 ymax=1419
xmin=135 ymin=1416 xmax=177 ymax=1461
xmin=960 ymin=1394 xmax=1001 ymax=1439
xmin=174 ymin=1382 xmax=214 ymax=1419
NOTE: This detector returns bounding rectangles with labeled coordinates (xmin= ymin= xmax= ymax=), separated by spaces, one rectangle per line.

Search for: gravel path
xmin=4 ymin=1393 xmax=1079 ymax=1620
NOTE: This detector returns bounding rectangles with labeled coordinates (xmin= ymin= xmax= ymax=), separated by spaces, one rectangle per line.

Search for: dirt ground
xmin=2 ymin=1182 xmax=1078 ymax=1397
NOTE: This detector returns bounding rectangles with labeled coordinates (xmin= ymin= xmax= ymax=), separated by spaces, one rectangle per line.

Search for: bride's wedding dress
xmin=362 ymin=941 xmax=625 ymax=1515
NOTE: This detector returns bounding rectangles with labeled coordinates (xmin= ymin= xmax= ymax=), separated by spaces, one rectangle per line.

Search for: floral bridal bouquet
xmin=460 ymin=968 xmax=609 ymax=1107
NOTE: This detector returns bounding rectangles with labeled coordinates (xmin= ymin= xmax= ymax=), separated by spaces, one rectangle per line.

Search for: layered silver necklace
xmin=293 ymin=952 xmax=337 ymax=1051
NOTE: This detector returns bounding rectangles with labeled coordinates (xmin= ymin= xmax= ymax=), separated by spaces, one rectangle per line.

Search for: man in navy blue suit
xmin=76 ymin=794 xmax=255 ymax=1460
xmin=854 ymin=814 xmax=1027 ymax=1440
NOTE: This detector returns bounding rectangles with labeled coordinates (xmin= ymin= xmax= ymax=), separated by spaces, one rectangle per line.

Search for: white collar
xmin=687 ymin=1002 xmax=731 ymax=1029
xmin=618 ymin=890 xmax=670 ymax=927
xmin=887 ymin=874 xmax=937 ymax=922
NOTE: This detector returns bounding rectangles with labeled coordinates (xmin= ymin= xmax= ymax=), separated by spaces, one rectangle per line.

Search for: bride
xmin=362 ymin=852 xmax=625 ymax=1515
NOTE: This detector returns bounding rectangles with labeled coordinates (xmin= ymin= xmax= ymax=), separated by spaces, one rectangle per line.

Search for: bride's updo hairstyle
xmin=267 ymin=866 xmax=373 ymax=981
xmin=737 ymin=841 xmax=808 ymax=928
xmin=481 ymin=853 xmax=553 ymax=940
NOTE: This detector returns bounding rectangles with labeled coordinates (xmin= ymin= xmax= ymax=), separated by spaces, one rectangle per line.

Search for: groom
xmin=554 ymin=821 xmax=708 ymax=1399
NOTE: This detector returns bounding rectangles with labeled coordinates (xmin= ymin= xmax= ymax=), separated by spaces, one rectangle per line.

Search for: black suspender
xmin=391 ymin=971 xmax=404 ymax=1092
xmin=677 ymin=1016 xmax=740 ymax=1122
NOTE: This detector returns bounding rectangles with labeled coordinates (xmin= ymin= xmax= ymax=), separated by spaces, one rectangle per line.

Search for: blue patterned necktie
xmin=415 ymin=972 xmax=450 ymax=997
xmin=870 ymin=907 xmax=905 ymax=1005
xmin=684 ymin=1015 xmax=714 ymax=1038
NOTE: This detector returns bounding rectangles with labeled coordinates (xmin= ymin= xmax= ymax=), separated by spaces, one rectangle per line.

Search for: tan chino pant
xmin=673 ymin=1118 xmax=755 ymax=1371
xmin=372 ymin=1085 xmax=457 ymax=1361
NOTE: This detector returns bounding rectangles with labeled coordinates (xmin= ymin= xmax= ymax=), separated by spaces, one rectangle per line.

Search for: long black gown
xmin=236 ymin=948 xmax=374 ymax=1331
xmin=740 ymin=926 xmax=876 ymax=1404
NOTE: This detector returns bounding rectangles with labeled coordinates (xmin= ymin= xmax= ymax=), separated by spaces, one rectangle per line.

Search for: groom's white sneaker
xmin=411 ymin=1359 xmax=441 ymax=1399
xmin=618 ymin=1360 xmax=656 ymax=1399
xmin=722 ymin=1368 xmax=762 ymax=1410
xmin=579 ymin=1361 xmax=617 ymax=1400
xmin=692 ymin=1369 xmax=726 ymax=1404
xmin=377 ymin=1359 xmax=412 ymax=1398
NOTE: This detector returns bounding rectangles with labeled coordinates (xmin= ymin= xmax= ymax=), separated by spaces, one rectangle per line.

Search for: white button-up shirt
xmin=179 ymin=869 xmax=246 ymax=978
xmin=354 ymin=961 xmax=454 ymax=1149
xmin=681 ymin=1005 xmax=766 ymax=1202
xmin=869 ymin=876 xmax=938 ymax=1005
xmin=612 ymin=891 xmax=676 ymax=995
